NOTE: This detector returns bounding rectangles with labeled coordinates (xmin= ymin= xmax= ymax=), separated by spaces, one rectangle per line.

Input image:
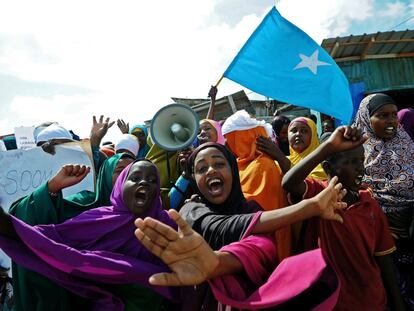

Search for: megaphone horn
xmin=150 ymin=103 xmax=199 ymax=151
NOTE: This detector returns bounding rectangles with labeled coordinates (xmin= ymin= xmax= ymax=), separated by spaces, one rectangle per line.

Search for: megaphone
xmin=150 ymin=103 xmax=199 ymax=151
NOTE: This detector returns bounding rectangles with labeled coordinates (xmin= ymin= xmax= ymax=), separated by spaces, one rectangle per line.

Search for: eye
xmin=213 ymin=162 xmax=226 ymax=169
xmin=130 ymin=175 xmax=141 ymax=182
xmin=195 ymin=165 xmax=207 ymax=174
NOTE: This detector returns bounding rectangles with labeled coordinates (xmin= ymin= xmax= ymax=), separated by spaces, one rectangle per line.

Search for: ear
xmin=322 ymin=160 xmax=334 ymax=177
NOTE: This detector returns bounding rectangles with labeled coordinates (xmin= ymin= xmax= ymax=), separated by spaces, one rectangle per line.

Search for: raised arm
xmin=282 ymin=126 xmax=366 ymax=197
xmin=205 ymin=86 xmax=218 ymax=120
xmin=256 ymin=135 xmax=291 ymax=173
xmin=89 ymin=115 xmax=115 ymax=149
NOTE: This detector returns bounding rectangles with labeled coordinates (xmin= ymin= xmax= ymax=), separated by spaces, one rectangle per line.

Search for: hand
xmin=117 ymin=119 xmax=129 ymax=134
xmin=177 ymin=148 xmax=193 ymax=178
xmin=48 ymin=164 xmax=91 ymax=193
xmin=256 ymin=136 xmax=283 ymax=160
xmin=184 ymin=194 xmax=202 ymax=204
xmin=40 ymin=141 xmax=56 ymax=155
xmin=208 ymin=85 xmax=218 ymax=101
xmin=135 ymin=210 xmax=219 ymax=286
xmin=325 ymin=126 xmax=367 ymax=154
xmin=311 ymin=176 xmax=347 ymax=223
xmin=90 ymin=115 xmax=115 ymax=147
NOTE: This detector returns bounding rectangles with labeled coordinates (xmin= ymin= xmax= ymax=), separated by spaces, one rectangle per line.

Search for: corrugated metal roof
xmin=321 ymin=30 xmax=414 ymax=62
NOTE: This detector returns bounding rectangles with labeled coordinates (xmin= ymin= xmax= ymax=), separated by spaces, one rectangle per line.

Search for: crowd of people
xmin=0 ymin=88 xmax=413 ymax=311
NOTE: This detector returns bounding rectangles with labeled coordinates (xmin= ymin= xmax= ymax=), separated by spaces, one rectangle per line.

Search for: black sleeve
xmin=180 ymin=203 xmax=256 ymax=250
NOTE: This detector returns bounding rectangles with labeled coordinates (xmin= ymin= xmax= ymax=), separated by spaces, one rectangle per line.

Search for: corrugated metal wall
xmin=338 ymin=57 xmax=414 ymax=93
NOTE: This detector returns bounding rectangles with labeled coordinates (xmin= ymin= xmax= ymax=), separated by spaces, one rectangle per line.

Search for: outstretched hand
xmin=325 ymin=126 xmax=367 ymax=153
xmin=90 ymin=115 xmax=115 ymax=147
xmin=256 ymin=136 xmax=282 ymax=160
xmin=117 ymin=119 xmax=129 ymax=134
xmin=48 ymin=164 xmax=91 ymax=193
xmin=135 ymin=210 xmax=219 ymax=286
xmin=311 ymin=176 xmax=347 ymax=223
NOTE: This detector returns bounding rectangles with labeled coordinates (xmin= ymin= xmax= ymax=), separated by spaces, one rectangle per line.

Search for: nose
xmin=205 ymin=165 xmax=215 ymax=175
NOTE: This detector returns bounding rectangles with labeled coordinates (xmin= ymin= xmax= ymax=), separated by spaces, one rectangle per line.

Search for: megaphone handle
xmin=165 ymin=151 xmax=174 ymax=187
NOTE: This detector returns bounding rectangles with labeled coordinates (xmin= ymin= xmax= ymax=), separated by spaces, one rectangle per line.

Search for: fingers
xmin=62 ymin=165 xmax=90 ymax=177
xmin=135 ymin=228 xmax=165 ymax=258
xmin=149 ymin=272 xmax=181 ymax=286
xmin=92 ymin=115 xmax=97 ymax=125
xmin=330 ymin=212 xmax=344 ymax=223
xmin=108 ymin=121 xmax=115 ymax=128
xmin=328 ymin=176 xmax=338 ymax=188
xmin=99 ymin=115 xmax=103 ymax=123
xmin=135 ymin=216 xmax=179 ymax=241
xmin=168 ymin=209 xmax=193 ymax=236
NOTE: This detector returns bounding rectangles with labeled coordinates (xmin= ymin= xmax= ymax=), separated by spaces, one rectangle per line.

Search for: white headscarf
xmin=115 ymin=134 xmax=139 ymax=157
xmin=222 ymin=110 xmax=273 ymax=137
xmin=35 ymin=123 xmax=73 ymax=144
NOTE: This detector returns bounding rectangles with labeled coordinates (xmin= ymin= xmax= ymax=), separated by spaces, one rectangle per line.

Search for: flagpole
xmin=215 ymin=75 xmax=224 ymax=87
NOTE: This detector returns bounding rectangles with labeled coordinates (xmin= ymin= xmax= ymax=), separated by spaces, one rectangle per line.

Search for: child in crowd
xmin=282 ymin=126 xmax=405 ymax=311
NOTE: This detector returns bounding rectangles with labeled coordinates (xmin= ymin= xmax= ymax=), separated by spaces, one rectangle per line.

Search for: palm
xmin=314 ymin=176 xmax=347 ymax=223
xmin=135 ymin=210 xmax=218 ymax=286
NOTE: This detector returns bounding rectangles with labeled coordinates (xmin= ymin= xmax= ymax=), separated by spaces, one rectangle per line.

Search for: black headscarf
xmin=367 ymin=93 xmax=396 ymax=116
xmin=272 ymin=116 xmax=290 ymax=155
xmin=181 ymin=142 xmax=261 ymax=250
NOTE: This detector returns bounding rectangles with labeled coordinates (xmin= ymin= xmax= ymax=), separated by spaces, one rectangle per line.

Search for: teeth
xmin=208 ymin=178 xmax=221 ymax=186
xmin=386 ymin=127 xmax=394 ymax=130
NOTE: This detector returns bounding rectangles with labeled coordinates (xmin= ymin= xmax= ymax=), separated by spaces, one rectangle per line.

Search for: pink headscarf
xmin=201 ymin=119 xmax=225 ymax=145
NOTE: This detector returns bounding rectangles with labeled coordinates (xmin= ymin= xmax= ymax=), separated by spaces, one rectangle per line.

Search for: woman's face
xmin=112 ymin=157 xmax=135 ymax=186
xmin=197 ymin=121 xmax=218 ymax=145
xmin=288 ymin=121 xmax=312 ymax=153
xmin=279 ymin=124 xmax=289 ymax=141
xmin=122 ymin=161 xmax=158 ymax=216
xmin=131 ymin=129 xmax=146 ymax=148
xmin=193 ymin=147 xmax=232 ymax=205
xmin=369 ymin=104 xmax=398 ymax=140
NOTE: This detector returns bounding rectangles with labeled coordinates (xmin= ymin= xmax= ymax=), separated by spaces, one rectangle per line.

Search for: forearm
xmin=252 ymin=198 xmax=317 ymax=234
xmin=376 ymin=255 xmax=406 ymax=311
xmin=274 ymin=152 xmax=291 ymax=174
xmin=282 ymin=143 xmax=332 ymax=194
xmin=209 ymin=251 xmax=242 ymax=279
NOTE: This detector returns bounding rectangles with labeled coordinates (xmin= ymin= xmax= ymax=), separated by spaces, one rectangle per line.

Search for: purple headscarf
xmin=398 ymin=108 xmax=414 ymax=141
xmin=0 ymin=159 xmax=177 ymax=310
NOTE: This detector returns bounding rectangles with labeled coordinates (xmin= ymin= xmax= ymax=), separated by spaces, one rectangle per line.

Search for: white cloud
xmin=0 ymin=0 xmax=377 ymax=140
xmin=378 ymin=1 xmax=408 ymax=17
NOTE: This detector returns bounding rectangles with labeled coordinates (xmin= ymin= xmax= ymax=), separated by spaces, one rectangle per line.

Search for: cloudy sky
xmin=0 ymin=0 xmax=413 ymax=142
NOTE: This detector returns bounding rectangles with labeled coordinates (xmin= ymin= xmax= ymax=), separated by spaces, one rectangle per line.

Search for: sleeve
xmin=8 ymin=183 xmax=60 ymax=225
xmin=169 ymin=175 xmax=190 ymax=211
xmin=287 ymin=178 xmax=325 ymax=204
xmin=180 ymin=203 xmax=257 ymax=250
xmin=91 ymin=146 xmax=104 ymax=173
xmin=373 ymin=201 xmax=396 ymax=256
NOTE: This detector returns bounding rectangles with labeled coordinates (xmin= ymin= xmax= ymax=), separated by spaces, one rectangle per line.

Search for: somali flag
xmin=223 ymin=7 xmax=353 ymax=123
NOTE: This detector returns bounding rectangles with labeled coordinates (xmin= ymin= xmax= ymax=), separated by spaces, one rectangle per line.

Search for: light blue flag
xmin=224 ymin=7 xmax=353 ymax=123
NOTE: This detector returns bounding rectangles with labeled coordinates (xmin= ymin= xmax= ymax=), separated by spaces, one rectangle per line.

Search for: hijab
xmin=288 ymin=117 xmax=327 ymax=180
xmin=129 ymin=124 xmax=150 ymax=158
xmin=200 ymin=119 xmax=225 ymax=145
xmin=353 ymin=94 xmax=414 ymax=214
xmin=272 ymin=116 xmax=290 ymax=155
xmin=0 ymin=159 xmax=178 ymax=310
xmin=398 ymin=108 xmax=414 ymax=141
xmin=115 ymin=134 xmax=139 ymax=157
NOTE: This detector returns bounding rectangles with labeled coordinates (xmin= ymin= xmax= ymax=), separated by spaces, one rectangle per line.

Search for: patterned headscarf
xmin=353 ymin=94 xmax=414 ymax=213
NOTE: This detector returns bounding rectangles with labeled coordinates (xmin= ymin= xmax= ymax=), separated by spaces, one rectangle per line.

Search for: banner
xmin=0 ymin=140 xmax=94 ymax=211
xmin=14 ymin=126 xmax=36 ymax=150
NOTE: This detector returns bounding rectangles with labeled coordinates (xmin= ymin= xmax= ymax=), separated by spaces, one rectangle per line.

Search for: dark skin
xmin=282 ymin=126 xmax=405 ymax=311
xmin=369 ymin=104 xmax=399 ymax=141
xmin=90 ymin=115 xmax=115 ymax=148
xmin=123 ymin=161 xmax=158 ymax=217
xmin=256 ymin=135 xmax=291 ymax=174
xmin=205 ymin=85 xmax=218 ymax=120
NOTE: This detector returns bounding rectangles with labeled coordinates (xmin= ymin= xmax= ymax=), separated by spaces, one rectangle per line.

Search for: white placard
xmin=0 ymin=141 xmax=95 ymax=211
xmin=14 ymin=126 xmax=36 ymax=150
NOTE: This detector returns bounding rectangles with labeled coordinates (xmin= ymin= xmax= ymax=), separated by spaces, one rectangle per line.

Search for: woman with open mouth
xmin=0 ymin=159 xmax=179 ymax=310
xmin=353 ymin=93 xmax=414 ymax=309
xmin=178 ymin=142 xmax=347 ymax=310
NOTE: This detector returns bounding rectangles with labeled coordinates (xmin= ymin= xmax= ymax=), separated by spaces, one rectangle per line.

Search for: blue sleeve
xmin=169 ymin=175 xmax=190 ymax=210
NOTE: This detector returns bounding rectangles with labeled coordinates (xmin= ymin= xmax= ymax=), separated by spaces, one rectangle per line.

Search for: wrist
xmin=304 ymin=197 xmax=321 ymax=218
xmin=47 ymin=180 xmax=61 ymax=194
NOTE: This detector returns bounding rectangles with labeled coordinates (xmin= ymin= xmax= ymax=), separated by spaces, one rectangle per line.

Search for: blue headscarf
xmin=129 ymin=124 xmax=150 ymax=158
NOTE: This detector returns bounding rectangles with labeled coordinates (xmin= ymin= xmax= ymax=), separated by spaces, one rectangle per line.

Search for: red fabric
xmin=303 ymin=178 xmax=396 ymax=311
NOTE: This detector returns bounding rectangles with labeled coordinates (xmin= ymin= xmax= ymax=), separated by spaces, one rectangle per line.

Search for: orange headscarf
xmin=226 ymin=126 xmax=291 ymax=259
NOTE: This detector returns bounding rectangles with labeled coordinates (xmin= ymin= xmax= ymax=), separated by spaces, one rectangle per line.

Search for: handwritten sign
xmin=0 ymin=140 xmax=95 ymax=211
xmin=14 ymin=126 xmax=36 ymax=150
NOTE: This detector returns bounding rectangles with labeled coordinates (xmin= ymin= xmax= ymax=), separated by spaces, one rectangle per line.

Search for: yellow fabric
xmin=145 ymin=134 xmax=179 ymax=210
xmin=225 ymin=126 xmax=291 ymax=260
xmin=288 ymin=117 xmax=327 ymax=180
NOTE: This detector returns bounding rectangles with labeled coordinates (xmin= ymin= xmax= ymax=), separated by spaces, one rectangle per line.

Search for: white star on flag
xmin=293 ymin=49 xmax=331 ymax=75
